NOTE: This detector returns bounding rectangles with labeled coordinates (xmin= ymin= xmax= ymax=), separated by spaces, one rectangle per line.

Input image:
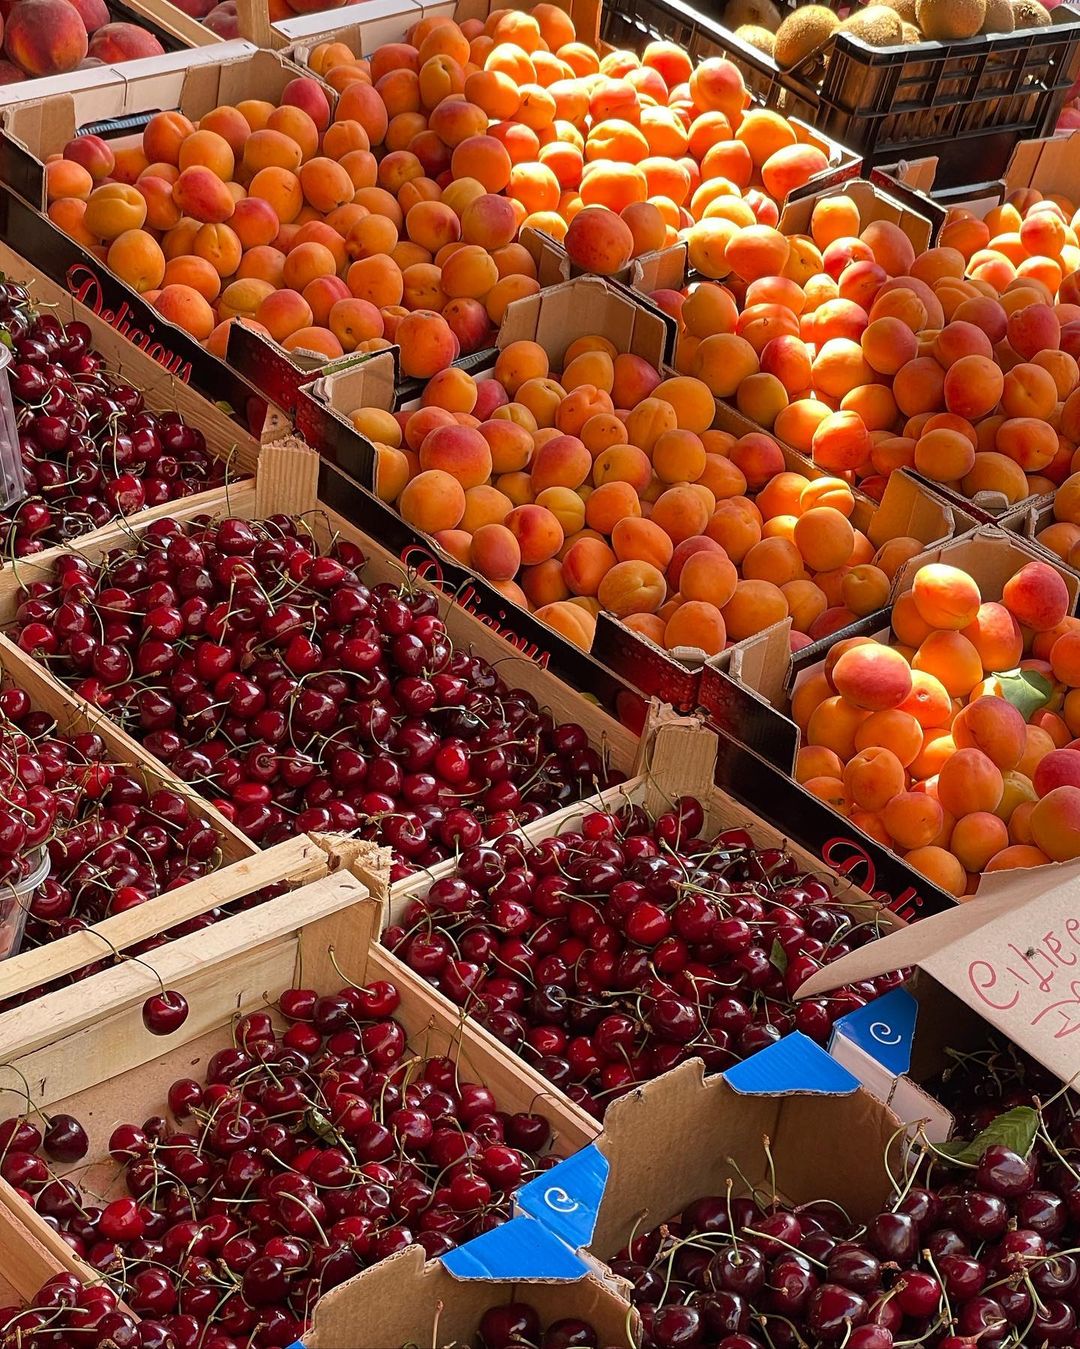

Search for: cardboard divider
xmin=303 ymin=1245 xmax=638 ymax=1348
xmin=705 ymin=524 xmax=1080 ymax=918
xmin=780 ymin=173 xmax=942 ymax=250
xmin=586 ymin=1058 xmax=904 ymax=1262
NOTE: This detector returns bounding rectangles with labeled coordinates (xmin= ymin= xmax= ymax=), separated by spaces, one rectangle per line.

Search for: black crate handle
xmin=77 ymin=111 xmax=161 ymax=142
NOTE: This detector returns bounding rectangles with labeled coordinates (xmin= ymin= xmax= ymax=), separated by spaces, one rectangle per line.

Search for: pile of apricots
xmin=359 ymin=333 xmax=922 ymax=657
xmin=793 ymin=555 xmax=1080 ymax=896
xmin=43 ymin=5 xmax=837 ymax=375
xmin=652 ymin=189 xmax=1080 ymax=509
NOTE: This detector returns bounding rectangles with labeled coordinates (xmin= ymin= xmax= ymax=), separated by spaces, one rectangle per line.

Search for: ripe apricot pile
xmin=793 ymin=556 xmax=1080 ymax=896
xmin=358 ymin=331 xmax=925 ymax=658
xmin=651 ymin=191 xmax=1080 ymax=508
xmin=43 ymin=3 xmax=837 ymax=376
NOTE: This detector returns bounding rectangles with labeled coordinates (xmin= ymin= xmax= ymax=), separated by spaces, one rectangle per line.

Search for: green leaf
xmin=997 ymin=671 xmax=1053 ymax=721
xmin=937 ymin=1106 xmax=1039 ymax=1166
xmin=0 ymin=330 xmax=13 ymax=349
xmin=214 ymin=400 xmax=234 ymax=415
xmin=769 ymin=938 xmax=788 ymax=975
xmin=304 ymin=1107 xmax=344 ymax=1147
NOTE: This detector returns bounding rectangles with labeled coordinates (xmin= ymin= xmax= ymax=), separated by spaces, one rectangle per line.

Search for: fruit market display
xmin=0 ymin=280 xmax=227 ymax=555
xmin=9 ymin=2 xmax=1080 ymax=1344
xmin=353 ymin=331 xmax=920 ymax=657
xmin=0 ymin=980 xmax=564 ymax=1344
xmin=386 ymin=799 xmax=903 ymax=1117
xmin=42 ymin=20 xmax=840 ymax=375
xmin=724 ymin=0 xmax=1058 ymax=64
xmin=0 ymin=0 xmax=164 ymax=84
xmin=649 ymin=190 xmax=1080 ymax=510
xmin=792 ymin=555 xmax=1080 ymax=896
xmin=9 ymin=514 xmax=613 ymax=867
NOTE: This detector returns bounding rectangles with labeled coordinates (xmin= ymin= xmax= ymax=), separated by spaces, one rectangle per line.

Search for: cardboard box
xmin=704 ymin=525 xmax=1080 ymax=918
xmin=799 ymin=859 xmax=1080 ymax=1132
xmin=0 ymin=50 xmax=343 ymax=419
xmin=302 ymin=1245 xmax=638 ymax=1349
xmin=780 ymin=170 xmax=945 ymax=250
xmin=439 ymin=1044 xmax=907 ymax=1282
xmin=0 ymin=184 xmax=269 ymax=435
xmin=269 ymin=0 xmax=598 ymax=56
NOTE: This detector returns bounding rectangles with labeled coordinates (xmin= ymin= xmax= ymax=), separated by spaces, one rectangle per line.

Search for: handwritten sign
xmin=967 ymin=917 xmax=1080 ymax=1041
xmin=66 ymin=265 xmax=193 ymax=382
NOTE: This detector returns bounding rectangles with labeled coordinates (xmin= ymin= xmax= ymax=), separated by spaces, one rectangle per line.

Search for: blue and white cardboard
xmin=444 ymin=1038 xmax=900 ymax=1283
xmin=829 ymin=989 xmax=953 ymax=1142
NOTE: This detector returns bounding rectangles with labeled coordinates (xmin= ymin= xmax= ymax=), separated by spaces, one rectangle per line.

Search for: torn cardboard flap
xmin=313 ymin=349 xmax=397 ymax=418
xmin=498 ymin=276 xmax=669 ymax=369
xmin=302 ymin=1245 xmax=637 ymax=1348
xmin=798 ymin=857 xmax=1080 ymax=1085
xmin=894 ymin=524 xmax=1080 ymax=609
xmin=780 ymin=179 xmax=934 ymax=253
xmin=589 ymin=1050 xmax=902 ymax=1259
xmin=1004 ymin=132 xmax=1080 ymax=202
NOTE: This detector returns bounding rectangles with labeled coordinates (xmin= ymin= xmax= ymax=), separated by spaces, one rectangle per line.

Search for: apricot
xmin=937 ymin=747 xmax=1005 ymax=818
xmin=664 ymin=601 xmax=727 ymax=655
xmin=1030 ymin=785 xmax=1080 ymax=862
xmin=844 ymin=746 xmax=906 ymax=813
xmin=910 ymin=564 xmax=982 ymax=630
xmin=399 ymin=469 xmax=467 ymax=532
xmin=562 ymin=537 xmax=617 ymax=596
xmin=597 ymin=560 xmax=667 ymax=617
xmin=722 ymin=579 xmax=787 ymax=641
xmin=153 ymin=285 xmax=215 ymax=341
xmin=913 ymin=630 xmax=984 ymax=699
xmin=832 ymin=643 xmax=913 ymax=712
xmin=897 ymin=669 xmax=953 ymax=728
xmin=951 ymin=696 xmax=1026 ymax=771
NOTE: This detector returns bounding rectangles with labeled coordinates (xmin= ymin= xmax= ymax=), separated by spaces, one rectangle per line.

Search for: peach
xmin=1002 ymin=560 xmax=1071 ymax=632
xmin=1030 ymin=785 xmax=1080 ymax=862
xmin=6 ymin=0 xmax=87 ymax=76
xmin=832 ymin=643 xmax=912 ymax=712
xmin=87 ymin=22 xmax=163 ymax=62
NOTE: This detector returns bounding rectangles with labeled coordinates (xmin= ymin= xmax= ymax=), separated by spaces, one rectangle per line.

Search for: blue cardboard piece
xmin=516 ymin=1144 xmax=609 ymax=1251
xmin=831 ymin=987 xmax=917 ymax=1076
xmin=440 ymin=1216 xmax=590 ymax=1281
xmin=723 ymin=1032 xmax=861 ymax=1095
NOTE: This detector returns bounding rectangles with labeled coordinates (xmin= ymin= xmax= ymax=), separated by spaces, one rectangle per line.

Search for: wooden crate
xmin=383 ymin=707 xmax=900 ymax=1120
xmin=0 ymin=863 xmax=599 ymax=1285
xmin=0 ymin=442 xmax=639 ymax=785
xmin=0 ymin=1200 xmax=75 ymax=1311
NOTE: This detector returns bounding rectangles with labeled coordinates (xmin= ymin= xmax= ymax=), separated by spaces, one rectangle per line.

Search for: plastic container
xmin=0 ymin=847 xmax=51 ymax=962
xmin=0 ymin=347 xmax=26 ymax=513
xmin=598 ymin=0 xmax=1080 ymax=191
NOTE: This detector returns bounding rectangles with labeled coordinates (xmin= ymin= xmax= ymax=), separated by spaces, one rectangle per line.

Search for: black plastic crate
xmin=599 ymin=0 xmax=1080 ymax=190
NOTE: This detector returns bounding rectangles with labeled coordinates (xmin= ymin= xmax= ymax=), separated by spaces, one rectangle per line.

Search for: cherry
xmin=142 ymin=991 xmax=189 ymax=1036
xmin=42 ymin=1115 xmax=88 ymax=1162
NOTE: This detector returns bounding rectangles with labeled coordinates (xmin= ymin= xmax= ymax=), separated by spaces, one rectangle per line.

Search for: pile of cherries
xmin=385 ymin=800 xmax=902 ymax=1118
xmin=0 ymin=980 xmax=559 ymax=1349
xmin=615 ymin=1086 xmax=1080 ymax=1349
xmin=0 ymin=685 xmax=235 ymax=1000
xmin=0 ymin=281 xmax=225 ymax=554
xmin=12 ymin=516 xmax=612 ymax=865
